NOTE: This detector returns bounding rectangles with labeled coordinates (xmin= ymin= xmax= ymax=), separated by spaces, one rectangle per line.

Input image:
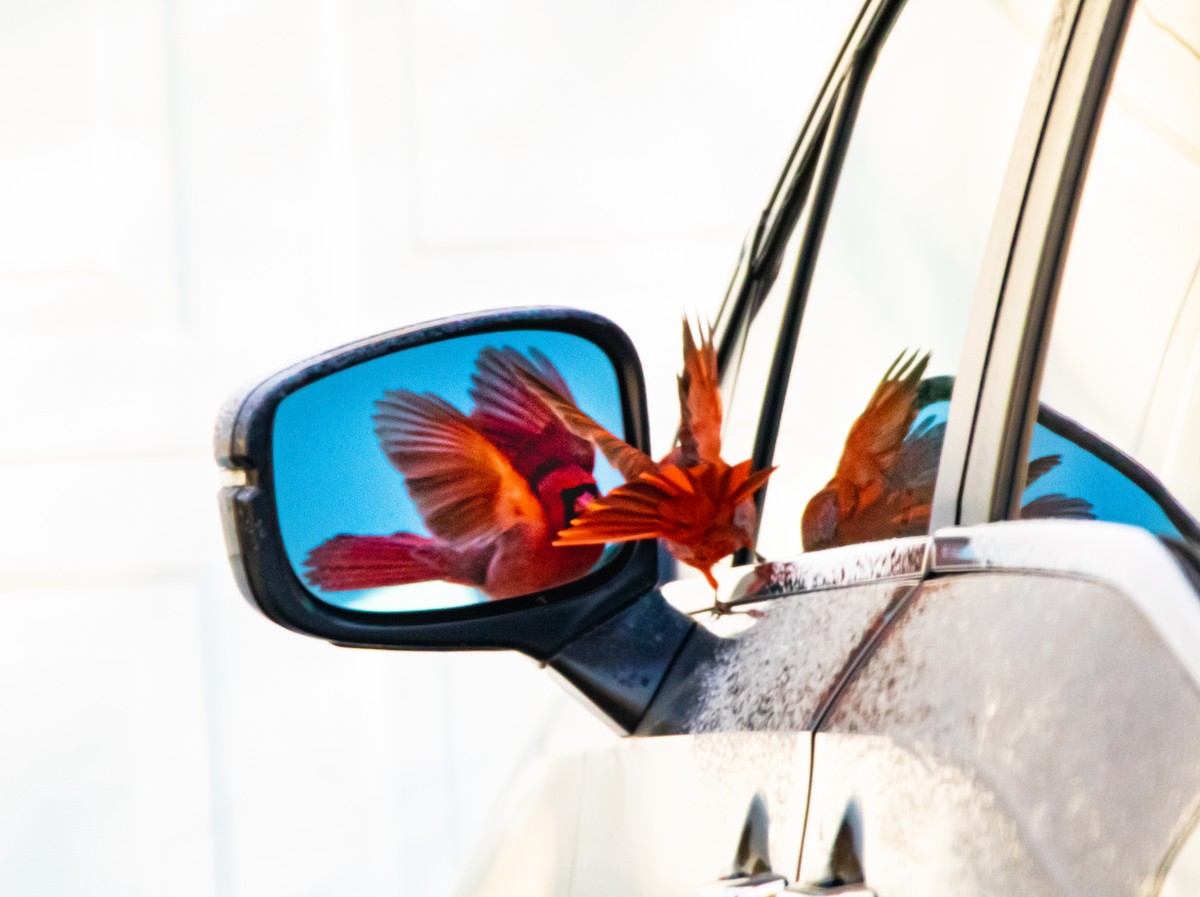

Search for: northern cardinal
xmin=303 ymin=347 xmax=604 ymax=600
xmin=520 ymin=319 xmax=775 ymax=590
xmin=800 ymin=351 xmax=1093 ymax=552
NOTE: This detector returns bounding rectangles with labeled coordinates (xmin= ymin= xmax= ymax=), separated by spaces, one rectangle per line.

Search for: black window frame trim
xmin=716 ymin=0 xmax=884 ymax=374
xmin=726 ymin=0 xmax=908 ymax=563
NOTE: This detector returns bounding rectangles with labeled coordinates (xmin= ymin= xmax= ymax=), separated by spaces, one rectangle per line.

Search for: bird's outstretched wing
xmin=1024 ymin=453 xmax=1062 ymax=487
xmin=468 ymin=346 xmax=594 ymax=477
xmin=1020 ymin=493 xmax=1097 ymax=520
xmin=676 ymin=318 xmax=723 ymax=466
xmin=887 ymin=416 xmax=945 ymax=494
xmin=553 ymin=461 xmax=774 ymax=547
xmin=1020 ymin=453 xmax=1096 ymax=519
xmin=515 ymin=365 xmax=657 ymax=481
xmin=374 ymin=391 xmax=540 ymax=543
xmin=837 ymin=350 xmax=931 ymax=488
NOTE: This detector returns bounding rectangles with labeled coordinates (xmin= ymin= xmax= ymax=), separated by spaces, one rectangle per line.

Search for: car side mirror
xmin=215 ymin=308 xmax=662 ymax=658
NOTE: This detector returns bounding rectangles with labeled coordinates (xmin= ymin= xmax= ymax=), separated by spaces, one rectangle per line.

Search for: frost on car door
xmin=803 ymin=532 xmax=1200 ymax=896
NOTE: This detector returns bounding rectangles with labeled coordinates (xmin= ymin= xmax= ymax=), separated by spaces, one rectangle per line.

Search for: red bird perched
xmin=303 ymin=347 xmax=603 ymax=600
xmin=520 ymin=318 xmax=776 ymax=591
xmin=800 ymin=350 xmax=1094 ymax=552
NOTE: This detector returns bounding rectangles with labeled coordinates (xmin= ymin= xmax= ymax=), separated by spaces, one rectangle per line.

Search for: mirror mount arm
xmin=546 ymin=588 xmax=697 ymax=734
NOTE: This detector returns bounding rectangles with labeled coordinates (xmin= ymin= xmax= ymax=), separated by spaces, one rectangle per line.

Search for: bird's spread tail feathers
xmin=553 ymin=460 xmax=775 ymax=548
xmin=304 ymin=532 xmax=476 ymax=592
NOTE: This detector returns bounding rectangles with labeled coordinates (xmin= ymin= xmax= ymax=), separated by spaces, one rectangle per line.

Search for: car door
xmin=799 ymin=0 xmax=1200 ymax=894
xmin=458 ymin=0 xmax=1051 ymax=892
xmin=539 ymin=0 xmax=1064 ymax=895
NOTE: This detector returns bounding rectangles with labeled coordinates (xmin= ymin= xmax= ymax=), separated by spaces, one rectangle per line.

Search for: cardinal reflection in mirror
xmin=303 ymin=347 xmax=604 ymax=600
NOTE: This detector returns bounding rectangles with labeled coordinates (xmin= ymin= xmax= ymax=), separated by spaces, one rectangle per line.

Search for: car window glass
xmin=754 ymin=0 xmax=1053 ymax=559
xmin=722 ymin=189 xmax=823 ymax=470
xmin=712 ymin=229 xmax=755 ymax=356
xmin=1023 ymin=0 xmax=1200 ymax=546
xmin=719 ymin=226 xmax=800 ymax=468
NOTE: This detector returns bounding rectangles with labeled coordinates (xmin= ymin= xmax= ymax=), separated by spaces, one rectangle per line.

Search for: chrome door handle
xmin=695 ymin=872 xmax=790 ymax=896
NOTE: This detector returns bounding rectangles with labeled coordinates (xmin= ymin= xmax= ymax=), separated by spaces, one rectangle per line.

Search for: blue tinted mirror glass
xmin=272 ymin=330 xmax=626 ymax=613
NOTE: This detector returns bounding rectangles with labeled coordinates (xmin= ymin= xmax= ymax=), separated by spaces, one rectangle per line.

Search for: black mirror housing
xmin=214 ymin=307 xmax=661 ymax=660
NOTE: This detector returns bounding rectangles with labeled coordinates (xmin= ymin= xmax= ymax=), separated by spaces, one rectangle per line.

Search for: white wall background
xmin=0 ymin=1 xmax=853 ymax=894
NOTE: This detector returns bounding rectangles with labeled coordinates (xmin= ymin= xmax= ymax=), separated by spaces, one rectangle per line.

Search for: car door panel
xmin=503 ymin=540 xmax=924 ymax=897
xmin=687 ymin=579 xmax=916 ymax=738
xmin=456 ymin=754 xmax=588 ymax=897
xmin=451 ymin=541 xmax=923 ymax=897
xmin=800 ymin=522 xmax=1200 ymax=896
xmin=568 ymin=734 xmax=810 ymax=897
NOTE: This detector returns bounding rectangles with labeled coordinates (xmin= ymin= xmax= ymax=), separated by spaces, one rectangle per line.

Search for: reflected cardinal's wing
xmin=1020 ymin=453 xmax=1095 ymax=519
xmin=469 ymin=347 xmax=594 ymax=471
xmin=1020 ymin=494 xmax=1097 ymax=520
xmin=838 ymin=350 xmax=931 ymax=484
xmin=515 ymin=365 xmax=656 ymax=481
xmin=676 ymin=318 xmax=723 ymax=466
xmin=553 ymin=461 xmax=774 ymax=547
xmin=374 ymin=391 xmax=541 ymax=543
xmin=1024 ymin=453 xmax=1061 ymax=487
xmin=887 ymin=417 xmax=946 ymax=493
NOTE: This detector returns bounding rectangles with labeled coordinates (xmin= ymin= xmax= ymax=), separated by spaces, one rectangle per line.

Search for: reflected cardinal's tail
xmin=303 ymin=532 xmax=464 ymax=591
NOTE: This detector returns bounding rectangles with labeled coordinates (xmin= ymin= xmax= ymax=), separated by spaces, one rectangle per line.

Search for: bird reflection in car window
xmin=800 ymin=351 xmax=1094 ymax=552
xmin=801 ymin=351 xmax=941 ymax=551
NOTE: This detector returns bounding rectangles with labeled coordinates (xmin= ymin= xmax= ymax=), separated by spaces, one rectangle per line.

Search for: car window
xmin=720 ymin=220 xmax=804 ymax=469
xmin=753 ymin=0 xmax=1053 ymax=559
xmin=722 ymin=125 xmax=829 ymax=469
xmin=1020 ymin=0 xmax=1200 ymax=547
